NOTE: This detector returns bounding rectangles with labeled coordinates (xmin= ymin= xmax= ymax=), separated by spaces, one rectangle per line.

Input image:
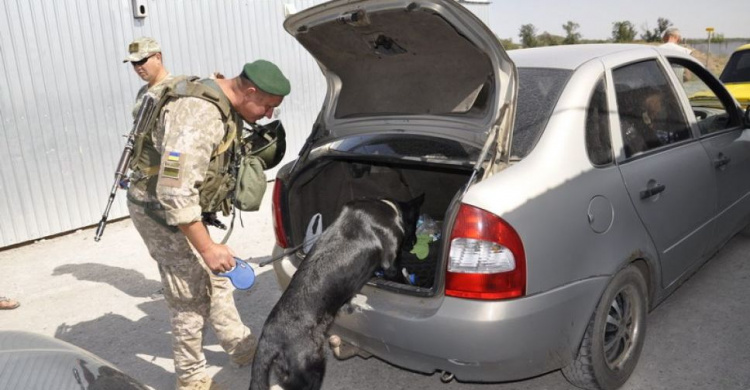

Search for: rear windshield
xmin=720 ymin=49 xmax=750 ymax=83
xmin=329 ymin=134 xmax=479 ymax=163
xmin=511 ymin=68 xmax=572 ymax=158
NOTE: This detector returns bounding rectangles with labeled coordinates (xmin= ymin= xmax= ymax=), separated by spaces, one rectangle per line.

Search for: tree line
xmin=501 ymin=17 xmax=726 ymax=49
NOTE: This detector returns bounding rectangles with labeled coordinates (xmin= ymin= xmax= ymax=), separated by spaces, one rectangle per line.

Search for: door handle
xmin=640 ymin=183 xmax=666 ymax=199
xmin=713 ymin=154 xmax=731 ymax=169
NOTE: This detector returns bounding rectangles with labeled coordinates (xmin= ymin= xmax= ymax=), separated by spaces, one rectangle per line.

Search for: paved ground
xmin=2 ymin=189 xmax=750 ymax=390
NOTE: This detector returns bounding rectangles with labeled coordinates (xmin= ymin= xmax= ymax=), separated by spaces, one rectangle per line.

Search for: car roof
xmin=734 ymin=43 xmax=750 ymax=53
xmin=508 ymin=44 xmax=657 ymax=70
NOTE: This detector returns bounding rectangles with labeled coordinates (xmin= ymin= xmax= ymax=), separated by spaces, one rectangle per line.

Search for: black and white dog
xmin=249 ymin=195 xmax=424 ymax=390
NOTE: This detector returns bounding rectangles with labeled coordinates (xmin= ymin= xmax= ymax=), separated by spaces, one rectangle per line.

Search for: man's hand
xmin=178 ymin=220 xmax=236 ymax=273
xmin=198 ymin=243 xmax=236 ymax=273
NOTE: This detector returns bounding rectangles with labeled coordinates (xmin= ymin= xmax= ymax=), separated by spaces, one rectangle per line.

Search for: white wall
xmin=0 ymin=0 xmax=490 ymax=248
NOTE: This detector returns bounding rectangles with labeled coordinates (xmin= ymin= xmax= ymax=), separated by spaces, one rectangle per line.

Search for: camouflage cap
xmin=123 ymin=37 xmax=161 ymax=63
xmin=241 ymin=60 xmax=291 ymax=96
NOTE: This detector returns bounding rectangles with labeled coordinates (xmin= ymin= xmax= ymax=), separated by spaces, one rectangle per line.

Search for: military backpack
xmin=129 ymin=76 xmax=268 ymax=218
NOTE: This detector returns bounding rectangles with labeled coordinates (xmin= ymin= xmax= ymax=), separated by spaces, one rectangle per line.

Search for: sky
xmin=487 ymin=0 xmax=750 ymax=41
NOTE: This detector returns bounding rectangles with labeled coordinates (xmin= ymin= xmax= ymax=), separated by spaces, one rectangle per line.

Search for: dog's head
xmin=376 ymin=194 xmax=425 ymax=277
xmin=396 ymin=193 xmax=425 ymax=250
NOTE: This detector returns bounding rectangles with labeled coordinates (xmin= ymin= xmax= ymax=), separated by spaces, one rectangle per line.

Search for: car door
xmin=667 ymin=57 xmax=750 ymax=253
xmin=718 ymin=44 xmax=750 ymax=106
xmin=611 ymin=58 xmax=717 ymax=288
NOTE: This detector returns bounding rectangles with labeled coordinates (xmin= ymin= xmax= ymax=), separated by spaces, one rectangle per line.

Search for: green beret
xmin=241 ymin=60 xmax=291 ymax=96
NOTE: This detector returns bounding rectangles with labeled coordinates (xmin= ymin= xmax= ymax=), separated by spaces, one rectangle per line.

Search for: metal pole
xmin=706 ymin=31 xmax=712 ymax=68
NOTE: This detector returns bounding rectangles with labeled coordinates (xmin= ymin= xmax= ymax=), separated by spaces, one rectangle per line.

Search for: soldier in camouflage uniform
xmin=125 ymin=59 xmax=290 ymax=390
xmin=124 ymin=37 xmax=173 ymax=118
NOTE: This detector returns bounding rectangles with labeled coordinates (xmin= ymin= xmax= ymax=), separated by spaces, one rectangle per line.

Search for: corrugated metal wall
xmin=0 ymin=0 xmax=489 ymax=248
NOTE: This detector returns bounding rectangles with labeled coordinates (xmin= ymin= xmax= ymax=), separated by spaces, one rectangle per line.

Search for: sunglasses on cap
xmin=131 ymin=55 xmax=154 ymax=66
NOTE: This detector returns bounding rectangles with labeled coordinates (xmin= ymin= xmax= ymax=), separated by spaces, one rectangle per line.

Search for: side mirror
xmin=745 ymin=105 xmax=750 ymax=128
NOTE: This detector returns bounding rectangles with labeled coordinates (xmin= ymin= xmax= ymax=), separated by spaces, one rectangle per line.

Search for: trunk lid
xmin=284 ymin=0 xmax=517 ymax=158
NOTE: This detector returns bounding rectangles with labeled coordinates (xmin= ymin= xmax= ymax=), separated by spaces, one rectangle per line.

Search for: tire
xmin=562 ymin=265 xmax=648 ymax=390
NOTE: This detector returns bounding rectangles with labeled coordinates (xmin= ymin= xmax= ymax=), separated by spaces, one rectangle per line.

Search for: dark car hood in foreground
xmin=284 ymin=0 xmax=517 ymax=157
xmin=0 ymin=331 xmax=147 ymax=390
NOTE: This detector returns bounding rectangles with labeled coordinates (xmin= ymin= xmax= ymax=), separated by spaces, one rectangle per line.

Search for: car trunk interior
xmin=286 ymin=158 xmax=472 ymax=294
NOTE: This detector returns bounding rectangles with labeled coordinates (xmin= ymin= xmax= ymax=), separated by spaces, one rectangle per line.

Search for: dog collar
xmin=380 ymin=199 xmax=400 ymax=218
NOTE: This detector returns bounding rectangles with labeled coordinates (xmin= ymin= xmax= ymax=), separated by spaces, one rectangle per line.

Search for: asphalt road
xmin=1 ymin=190 xmax=749 ymax=390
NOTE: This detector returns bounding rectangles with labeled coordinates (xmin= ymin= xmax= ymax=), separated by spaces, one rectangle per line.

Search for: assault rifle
xmin=94 ymin=95 xmax=157 ymax=241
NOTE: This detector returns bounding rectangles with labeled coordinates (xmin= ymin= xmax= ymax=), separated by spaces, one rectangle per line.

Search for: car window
xmin=720 ymin=49 xmax=750 ymax=84
xmin=585 ymin=78 xmax=613 ymax=166
xmin=668 ymin=58 xmax=741 ymax=135
xmin=613 ymin=60 xmax=692 ymax=158
xmin=512 ymin=68 xmax=572 ymax=158
xmin=330 ymin=134 xmax=479 ymax=162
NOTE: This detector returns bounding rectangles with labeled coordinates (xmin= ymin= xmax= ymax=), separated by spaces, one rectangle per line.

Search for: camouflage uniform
xmin=131 ymin=74 xmax=173 ymax=119
xmin=127 ymin=93 xmax=254 ymax=385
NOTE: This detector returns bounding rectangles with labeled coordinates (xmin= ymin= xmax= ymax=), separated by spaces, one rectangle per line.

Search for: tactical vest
xmin=130 ymin=76 xmax=241 ymax=216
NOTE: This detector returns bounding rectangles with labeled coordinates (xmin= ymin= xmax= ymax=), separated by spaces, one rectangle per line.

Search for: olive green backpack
xmin=234 ymin=120 xmax=286 ymax=211
xmin=234 ymin=155 xmax=267 ymax=212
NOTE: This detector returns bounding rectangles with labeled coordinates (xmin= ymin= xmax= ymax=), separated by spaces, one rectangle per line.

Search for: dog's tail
xmin=249 ymin=345 xmax=277 ymax=390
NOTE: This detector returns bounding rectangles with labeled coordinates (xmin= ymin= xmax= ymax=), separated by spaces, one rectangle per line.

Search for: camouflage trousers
xmin=127 ymin=200 xmax=253 ymax=383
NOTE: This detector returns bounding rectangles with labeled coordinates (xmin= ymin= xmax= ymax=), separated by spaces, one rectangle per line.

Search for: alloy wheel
xmin=603 ymin=285 xmax=641 ymax=371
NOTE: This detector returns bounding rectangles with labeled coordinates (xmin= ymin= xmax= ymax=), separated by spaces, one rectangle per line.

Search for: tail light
xmin=446 ymin=204 xmax=526 ymax=300
xmin=272 ymin=179 xmax=289 ymax=248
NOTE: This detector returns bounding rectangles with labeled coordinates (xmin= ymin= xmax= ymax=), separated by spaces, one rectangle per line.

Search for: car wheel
xmin=562 ymin=265 xmax=648 ymax=390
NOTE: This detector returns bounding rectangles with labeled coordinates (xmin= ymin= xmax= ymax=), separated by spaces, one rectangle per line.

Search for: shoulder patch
xmin=158 ymin=151 xmax=185 ymax=188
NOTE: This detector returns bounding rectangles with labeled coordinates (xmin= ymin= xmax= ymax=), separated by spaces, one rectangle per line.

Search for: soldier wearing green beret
xmin=125 ymin=59 xmax=290 ymax=390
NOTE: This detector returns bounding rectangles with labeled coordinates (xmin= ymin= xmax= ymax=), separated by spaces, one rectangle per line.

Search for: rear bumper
xmin=272 ymin=247 xmax=608 ymax=382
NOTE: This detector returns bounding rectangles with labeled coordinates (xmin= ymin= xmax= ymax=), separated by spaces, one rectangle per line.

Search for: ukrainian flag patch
xmin=161 ymin=151 xmax=182 ymax=180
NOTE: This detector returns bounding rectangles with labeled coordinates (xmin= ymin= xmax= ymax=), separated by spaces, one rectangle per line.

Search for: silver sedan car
xmin=269 ymin=1 xmax=750 ymax=389
xmin=0 ymin=331 xmax=148 ymax=390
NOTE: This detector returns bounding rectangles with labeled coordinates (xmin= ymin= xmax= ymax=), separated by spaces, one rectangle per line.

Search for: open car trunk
xmin=283 ymin=0 xmax=517 ymax=149
xmin=285 ymin=156 xmax=473 ymax=295
xmin=277 ymin=0 xmax=519 ymax=296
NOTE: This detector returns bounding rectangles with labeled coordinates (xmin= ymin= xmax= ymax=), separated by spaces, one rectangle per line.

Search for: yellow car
xmin=720 ymin=43 xmax=750 ymax=106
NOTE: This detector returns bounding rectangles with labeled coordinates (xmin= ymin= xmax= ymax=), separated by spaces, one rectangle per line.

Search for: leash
xmin=255 ymin=199 xmax=399 ymax=268
xmin=256 ymin=212 xmax=324 ymax=267
xmin=215 ymin=241 xmax=306 ymax=290
xmin=256 ymin=242 xmax=305 ymax=267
